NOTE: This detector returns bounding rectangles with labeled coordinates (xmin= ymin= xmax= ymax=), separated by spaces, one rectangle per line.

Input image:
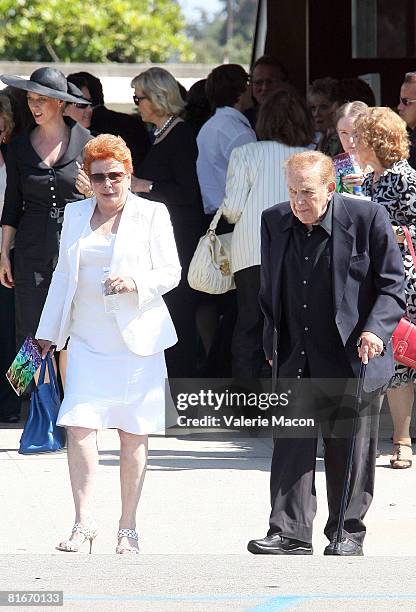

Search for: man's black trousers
xmin=268 ymin=382 xmax=381 ymax=545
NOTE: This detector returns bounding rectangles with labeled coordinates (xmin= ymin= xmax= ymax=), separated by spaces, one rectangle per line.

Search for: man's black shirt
xmin=279 ymin=199 xmax=353 ymax=379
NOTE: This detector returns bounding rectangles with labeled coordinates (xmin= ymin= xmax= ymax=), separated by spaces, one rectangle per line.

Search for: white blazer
xmin=221 ymin=141 xmax=308 ymax=273
xmin=36 ymin=192 xmax=181 ymax=356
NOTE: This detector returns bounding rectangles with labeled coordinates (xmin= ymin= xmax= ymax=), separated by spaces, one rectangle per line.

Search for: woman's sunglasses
xmin=90 ymin=172 xmax=126 ymax=184
xmin=73 ymin=102 xmax=91 ymax=109
xmin=133 ymin=95 xmax=148 ymax=106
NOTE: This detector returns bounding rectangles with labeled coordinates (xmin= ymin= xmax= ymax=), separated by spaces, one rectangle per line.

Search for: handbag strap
xmin=38 ymin=353 xmax=59 ymax=396
xmin=208 ymin=207 xmax=224 ymax=233
xmin=38 ymin=357 xmax=47 ymax=385
xmin=402 ymin=225 xmax=416 ymax=268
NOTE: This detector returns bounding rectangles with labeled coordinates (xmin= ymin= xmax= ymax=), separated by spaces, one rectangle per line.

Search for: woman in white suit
xmin=222 ymin=86 xmax=314 ymax=377
xmin=36 ymin=134 xmax=181 ymax=554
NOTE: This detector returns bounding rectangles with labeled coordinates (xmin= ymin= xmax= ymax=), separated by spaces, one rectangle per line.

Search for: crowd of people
xmin=0 ymin=58 xmax=415 ymax=553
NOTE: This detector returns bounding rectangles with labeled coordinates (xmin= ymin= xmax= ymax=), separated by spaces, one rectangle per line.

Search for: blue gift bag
xmin=19 ymin=353 xmax=66 ymax=454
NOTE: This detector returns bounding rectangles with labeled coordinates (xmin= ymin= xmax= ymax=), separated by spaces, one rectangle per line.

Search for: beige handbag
xmin=187 ymin=207 xmax=235 ymax=294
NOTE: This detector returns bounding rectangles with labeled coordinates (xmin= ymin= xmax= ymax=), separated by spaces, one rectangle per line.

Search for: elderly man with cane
xmin=248 ymin=150 xmax=406 ymax=556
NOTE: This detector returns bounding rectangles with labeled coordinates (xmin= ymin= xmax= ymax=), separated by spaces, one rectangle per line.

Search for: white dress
xmin=57 ymin=227 xmax=166 ymax=435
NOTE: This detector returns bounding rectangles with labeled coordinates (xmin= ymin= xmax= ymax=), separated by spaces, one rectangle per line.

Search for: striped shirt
xmin=222 ymin=141 xmax=308 ymax=273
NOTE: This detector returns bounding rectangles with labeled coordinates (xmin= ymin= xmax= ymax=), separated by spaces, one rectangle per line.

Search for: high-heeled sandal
xmin=56 ymin=521 xmax=98 ymax=553
xmin=390 ymin=443 xmax=413 ymax=469
xmin=116 ymin=528 xmax=139 ymax=554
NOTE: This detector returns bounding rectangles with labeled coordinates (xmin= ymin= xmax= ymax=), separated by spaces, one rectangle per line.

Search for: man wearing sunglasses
xmin=398 ymin=71 xmax=416 ymax=170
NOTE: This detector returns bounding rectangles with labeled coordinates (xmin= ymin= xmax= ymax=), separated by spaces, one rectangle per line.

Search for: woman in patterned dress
xmin=355 ymin=107 xmax=416 ymax=469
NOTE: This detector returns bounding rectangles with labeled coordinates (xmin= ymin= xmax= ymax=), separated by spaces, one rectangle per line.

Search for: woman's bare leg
xmin=387 ymin=384 xmax=413 ymax=444
xmin=387 ymin=384 xmax=413 ymax=467
xmin=117 ymin=430 xmax=148 ymax=551
xmin=58 ymin=426 xmax=98 ymax=546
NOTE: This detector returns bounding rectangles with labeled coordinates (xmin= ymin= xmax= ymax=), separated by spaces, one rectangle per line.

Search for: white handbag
xmin=187 ymin=207 xmax=235 ymax=294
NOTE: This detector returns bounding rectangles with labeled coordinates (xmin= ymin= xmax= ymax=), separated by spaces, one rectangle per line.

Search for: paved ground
xmin=1 ymin=555 xmax=416 ymax=611
xmin=0 ymin=413 xmax=415 ymax=611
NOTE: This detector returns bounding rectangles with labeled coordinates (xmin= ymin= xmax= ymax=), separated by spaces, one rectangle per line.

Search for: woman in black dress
xmin=130 ymin=67 xmax=204 ymax=378
xmin=0 ymin=68 xmax=92 ymax=378
xmin=0 ymin=94 xmax=21 ymax=422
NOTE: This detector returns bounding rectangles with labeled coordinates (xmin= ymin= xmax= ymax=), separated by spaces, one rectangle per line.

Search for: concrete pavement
xmin=0 ymin=417 xmax=415 ymax=610
xmin=1 ymin=555 xmax=416 ymax=611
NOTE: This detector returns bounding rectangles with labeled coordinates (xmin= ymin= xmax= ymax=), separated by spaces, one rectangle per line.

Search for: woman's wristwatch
xmin=148 ymin=182 xmax=154 ymax=193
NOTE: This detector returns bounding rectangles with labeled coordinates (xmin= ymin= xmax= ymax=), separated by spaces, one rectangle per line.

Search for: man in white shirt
xmin=197 ymin=64 xmax=256 ymax=216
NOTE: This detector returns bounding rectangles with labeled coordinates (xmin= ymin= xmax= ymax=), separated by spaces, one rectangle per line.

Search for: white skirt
xmin=57 ymin=338 xmax=166 ymax=435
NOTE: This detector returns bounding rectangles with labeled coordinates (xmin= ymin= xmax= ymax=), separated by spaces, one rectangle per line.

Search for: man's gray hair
xmin=284 ymin=150 xmax=336 ymax=183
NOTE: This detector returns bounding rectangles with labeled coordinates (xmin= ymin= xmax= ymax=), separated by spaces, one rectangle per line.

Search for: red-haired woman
xmin=36 ymin=134 xmax=181 ymax=554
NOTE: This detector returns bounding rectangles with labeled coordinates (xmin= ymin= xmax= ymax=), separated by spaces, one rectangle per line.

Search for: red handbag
xmin=391 ymin=225 xmax=416 ymax=368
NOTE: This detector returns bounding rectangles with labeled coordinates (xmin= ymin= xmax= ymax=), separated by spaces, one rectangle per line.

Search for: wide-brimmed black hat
xmin=0 ymin=67 xmax=91 ymax=105
xmin=67 ymin=82 xmax=91 ymax=104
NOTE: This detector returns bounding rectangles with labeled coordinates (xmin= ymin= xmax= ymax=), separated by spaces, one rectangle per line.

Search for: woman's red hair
xmin=83 ymin=134 xmax=133 ymax=175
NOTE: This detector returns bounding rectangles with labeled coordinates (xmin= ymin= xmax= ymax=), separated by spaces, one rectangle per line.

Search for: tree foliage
xmin=0 ymin=0 xmax=193 ymax=62
xmin=187 ymin=0 xmax=257 ymax=65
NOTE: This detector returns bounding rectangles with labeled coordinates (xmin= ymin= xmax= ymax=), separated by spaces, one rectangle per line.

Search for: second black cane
xmin=333 ymin=361 xmax=367 ymax=553
xmin=272 ymin=327 xmax=278 ymax=394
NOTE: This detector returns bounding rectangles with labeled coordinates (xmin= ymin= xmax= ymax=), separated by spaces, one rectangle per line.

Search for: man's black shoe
xmin=324 ymin=537 xmax=363 ymax=556
xmin=247 ymin=534 xmax=313 ymax=555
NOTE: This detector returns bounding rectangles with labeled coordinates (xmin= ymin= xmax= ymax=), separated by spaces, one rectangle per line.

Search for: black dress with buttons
xmin=1 ymin=118 xmax=92 ymax=347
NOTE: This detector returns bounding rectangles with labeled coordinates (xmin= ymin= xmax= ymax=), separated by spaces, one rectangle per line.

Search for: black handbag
xmin=19 ymin=353 xmax=66 ymax=454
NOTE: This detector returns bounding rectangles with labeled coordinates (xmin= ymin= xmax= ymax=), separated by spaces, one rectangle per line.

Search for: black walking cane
xmin=272 ymin=327 xmax=278 ymax=394
xmin=333 ymin=360 xmax=367 ymax=554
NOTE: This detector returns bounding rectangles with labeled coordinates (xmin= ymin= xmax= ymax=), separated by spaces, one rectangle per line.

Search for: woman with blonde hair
xmin=334 ymin=101 xmax=369 ymax=192
xmin=130 ymin=67 xmax=204 ymax=378
xmin=355 ymin=107 xmax=416 ymax=469
xmin=36 ymin=134 xmax=181 ymax=553
xmin=335 ymin=101 xmax=368 ymax=158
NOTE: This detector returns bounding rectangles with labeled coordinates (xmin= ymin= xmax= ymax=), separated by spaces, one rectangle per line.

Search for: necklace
xmin=154 ymin=115 xmax=176 ymax=139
